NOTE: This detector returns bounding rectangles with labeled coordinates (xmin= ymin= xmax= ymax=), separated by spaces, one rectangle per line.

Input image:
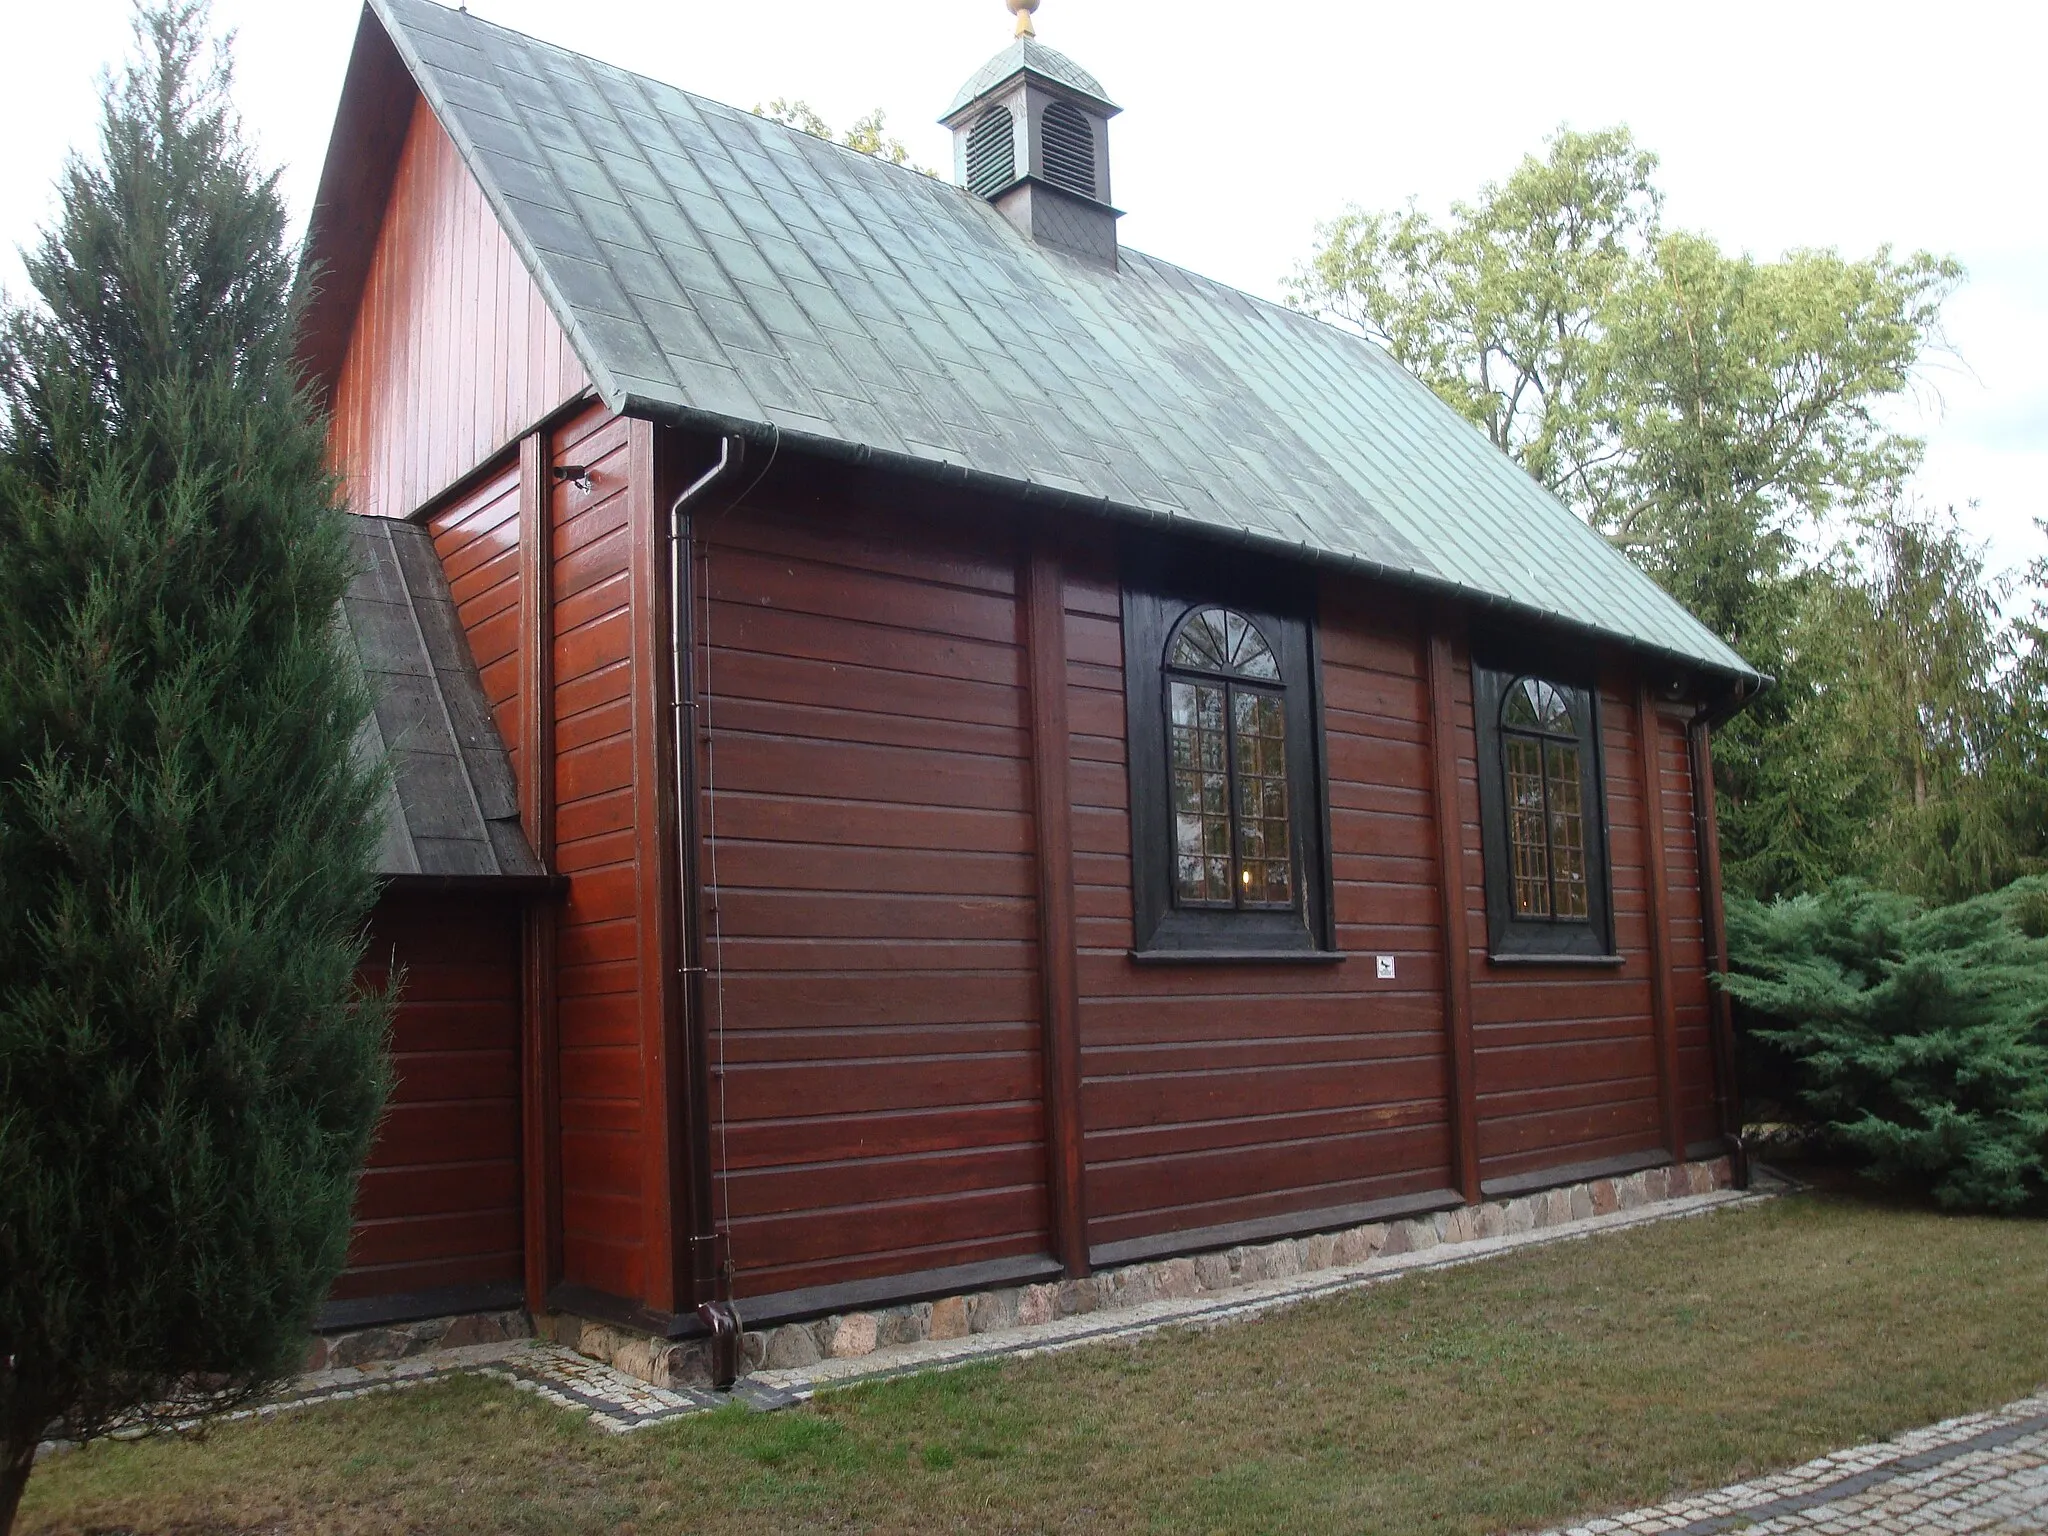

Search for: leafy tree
xmin=1288 ymin=127 xmax=1660 ymax=497
xmin=1291 ymin=127 xmax=1964 ymax=901
xmin=1724 ymin=878 xmax=2048 ymax=1211
xmin=0 ymin=5 xmax=389 ymax=1527
xmin=752 ymin=97 xmax=928 ymax=172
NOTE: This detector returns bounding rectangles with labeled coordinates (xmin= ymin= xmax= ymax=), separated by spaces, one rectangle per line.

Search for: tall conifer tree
xmin=0 ymin=5 xmax=389 ymax=1526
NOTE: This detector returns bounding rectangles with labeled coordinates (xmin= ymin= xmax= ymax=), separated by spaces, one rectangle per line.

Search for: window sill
xmin=1128 ymin=948 xmax=1348 ymax=967
xmin=1486 ymin=951 xmax=1627 ymax=968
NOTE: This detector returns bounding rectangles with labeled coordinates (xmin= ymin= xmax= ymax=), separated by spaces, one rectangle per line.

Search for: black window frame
xmin=1472 ymin=647 xmax=1616 ymax=962
xmin=1122 ymin=545 xmax=1334 ymax=960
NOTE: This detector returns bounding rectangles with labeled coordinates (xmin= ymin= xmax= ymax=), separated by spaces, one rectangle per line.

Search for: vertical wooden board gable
xmin=338 ymin=895 xmax=524 ymax=1300
xmin=548 ymin=404 xmax=646 ymax=1300
xmin=692 ymin=498 xmax=1053 ymax=1301
xmin=1066 ymin=546 xmax=1456 ymax=1258
xmin=330 ymin=93 xmax=589 ymax=524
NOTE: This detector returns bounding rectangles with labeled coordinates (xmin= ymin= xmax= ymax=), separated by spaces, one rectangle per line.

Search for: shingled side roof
xmin=344 ymin=515 xmax=545 ymax=884
xmin=319 ymin=0 xmax=1758 ymax=682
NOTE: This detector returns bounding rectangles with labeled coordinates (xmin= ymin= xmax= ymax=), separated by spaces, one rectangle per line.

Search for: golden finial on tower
xmin=1008 ymin=0 xmax=1039 ymax=38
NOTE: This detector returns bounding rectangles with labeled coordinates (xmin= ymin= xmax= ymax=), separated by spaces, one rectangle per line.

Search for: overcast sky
xmin=4 ymin=0 xmax=2041 ymax=573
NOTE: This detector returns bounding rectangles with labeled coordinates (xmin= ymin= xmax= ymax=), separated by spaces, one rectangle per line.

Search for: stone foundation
xmin=305 ymin=1306 xmax=532 ymax=1372
xmin=556 ymin=1155 xmax=1736 ymax=1391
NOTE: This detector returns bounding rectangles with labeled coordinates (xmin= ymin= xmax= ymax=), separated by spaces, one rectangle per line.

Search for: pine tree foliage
xmin=0 ymin=5 xmax=389 ymax=1525
xmin=1723 ymin=879 xmax=2048 ymax=1212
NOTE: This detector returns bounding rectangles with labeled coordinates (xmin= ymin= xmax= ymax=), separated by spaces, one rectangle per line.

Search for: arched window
xmin=1473 ymin=661 xmax=1612 ymax=960
xmin=1500 ymin=678 xmax=1589 ymax=920
xmin=1165 ymin=606 xmax=1293 ymax=909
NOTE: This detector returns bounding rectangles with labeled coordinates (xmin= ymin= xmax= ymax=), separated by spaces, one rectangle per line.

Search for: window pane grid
xmin=1501 ymin=681 xmax=1590 ymax=925
xmin=1233 ymin=688 xmax=1292 ymax=907
xmin=1170 ymin=679 xmax=1233 ymax=905
xmin=1164 ymin=604 xmax=1295 ymax=913
xmin=1546 ymin=739 xmax=1589 ymax=918
xmin=1506 ymin=735 xmax=1551 ymax=918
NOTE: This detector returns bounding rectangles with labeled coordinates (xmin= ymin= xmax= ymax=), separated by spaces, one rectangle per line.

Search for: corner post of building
xmin=517 ymin=428 xmax=561 ymax=1311
xmin=1635 ymin=680 xmax=1683 ymax=1160
xmin=1023 ymin=528 xmax=1089 ymax=1275
xmin=1689 ymin=722 xmax=1745 ymax=1160
xmin=628 ymin=416 xmax=688 ymax=1315
xmin=1424 ymin=605 xmax=1481 ymax=1204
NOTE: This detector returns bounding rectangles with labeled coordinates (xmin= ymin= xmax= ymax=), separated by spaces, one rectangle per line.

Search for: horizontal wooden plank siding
xmin=1463 ymin=658 xmax=1666 ymax=1180
xmin=338 ymin=894 xmax=523 ymax=1300
xmin=1067 ymin=548 xmax=1457 ymax=1255
xmin=330 ymin=93 xmax=588 ymax=523
xmin=696 ymin=500 xmax=1051 ymax=1299
xmin=549 ymin=405 xmax=647 ymax=1299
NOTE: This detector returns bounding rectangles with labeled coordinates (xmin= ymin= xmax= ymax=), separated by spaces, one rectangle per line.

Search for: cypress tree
xmin=0 ymin=5 xmax=390 ymax=1526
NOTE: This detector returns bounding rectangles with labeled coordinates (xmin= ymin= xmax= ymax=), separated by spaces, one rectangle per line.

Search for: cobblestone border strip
xmin=1541 ymin=1392 xmax=2048 ymax=1535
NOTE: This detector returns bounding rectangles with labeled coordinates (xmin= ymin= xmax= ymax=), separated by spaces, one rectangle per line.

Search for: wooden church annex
xmin=305 ymin=0 xmax=1763 ymax=1369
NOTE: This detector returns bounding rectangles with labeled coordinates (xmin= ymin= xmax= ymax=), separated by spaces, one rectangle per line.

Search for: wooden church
xmin=306 ymin=0 xmax=1762 ymax=1363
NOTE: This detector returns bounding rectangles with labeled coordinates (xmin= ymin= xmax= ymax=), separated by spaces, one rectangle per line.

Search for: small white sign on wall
xmin=1375 ymin=955 xmax=1396 ymax=980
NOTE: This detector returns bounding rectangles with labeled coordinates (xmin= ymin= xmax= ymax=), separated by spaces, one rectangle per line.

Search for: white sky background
xmin=3 ymin=0 xmax=2042 ymax=576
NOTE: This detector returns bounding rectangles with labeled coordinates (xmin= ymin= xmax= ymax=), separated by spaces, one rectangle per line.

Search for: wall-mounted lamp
xmin=552 ymin=464 xmax=595 ymax=493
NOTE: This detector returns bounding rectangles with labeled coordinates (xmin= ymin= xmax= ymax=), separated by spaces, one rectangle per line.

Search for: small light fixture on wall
xmin=552 ymin=464 xmax=594 ymax=493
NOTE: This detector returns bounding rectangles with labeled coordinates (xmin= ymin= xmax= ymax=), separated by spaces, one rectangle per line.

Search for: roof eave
xmin=620 ymin=391 xmax=1765 ymax=690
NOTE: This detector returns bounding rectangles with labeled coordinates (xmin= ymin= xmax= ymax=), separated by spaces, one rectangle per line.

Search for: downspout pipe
xmin=1685 ymin=673 xmax=1770 ymax=1190
xmin=669 ymin=435 xmax=744 ymax=1387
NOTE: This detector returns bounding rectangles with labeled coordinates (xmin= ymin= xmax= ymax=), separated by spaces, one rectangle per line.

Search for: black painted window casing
xmin=1473 ymin=660 xmax=1616 ymax=960
xmin=1122 ymin=555 xmax=1333 ymax=959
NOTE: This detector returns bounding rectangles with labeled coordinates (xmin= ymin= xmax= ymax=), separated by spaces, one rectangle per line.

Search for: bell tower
xmin=942 ymin=0 xmax=1122 ymax=269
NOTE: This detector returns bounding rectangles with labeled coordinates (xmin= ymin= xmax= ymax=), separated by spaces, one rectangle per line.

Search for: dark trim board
xmin=318 ymin=1280 xmax=527 ymax=1334
xmin=554 ymin=1255 xmax=1068 ymax=1337
xmin=1479 ymin=1149 xmax=1673 ymax=1201
xmin=1089 ymin=1188 xmax=1465 ymax=1270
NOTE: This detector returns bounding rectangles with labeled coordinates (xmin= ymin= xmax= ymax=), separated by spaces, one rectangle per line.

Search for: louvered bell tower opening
xmin=966 ymin=107 xmax=1017 ymax=199
xmin=1038 ymin=102 xmax=1095 ymax=200
xmin=943 ymin=21 xmax=1122 ymax=270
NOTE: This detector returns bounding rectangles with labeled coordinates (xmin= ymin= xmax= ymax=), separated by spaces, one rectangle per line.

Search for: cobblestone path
xmin=1543 ymin=1392 xmax=2048 ymax=1534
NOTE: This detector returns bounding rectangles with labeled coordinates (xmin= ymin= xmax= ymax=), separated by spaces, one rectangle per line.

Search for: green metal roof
xmin=947 ymin=38 xmax=1117 ymax=116
xmin=350 ymin=0 xmax=1758 ymax=682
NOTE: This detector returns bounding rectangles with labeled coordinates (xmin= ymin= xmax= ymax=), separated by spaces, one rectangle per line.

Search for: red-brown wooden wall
xmin=547 ymin=406 xmax=654 ymax=1301
xmin=695 ymin=498 xmax=1052 ymax=1302
xmin=329 ymin=93 xmax=588 ymax=523
xmin=1064 ymin=542 xmax=1459 ymax=1261
xmin=340 ymin=895 xmax=524 ymax=1301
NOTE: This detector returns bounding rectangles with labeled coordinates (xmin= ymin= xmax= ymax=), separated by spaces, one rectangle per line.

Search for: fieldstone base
xmin=304 ymin=1307 xmax=532 ymax=1372
xmin=564 ymin=1155 xmax=1736 ymax=1391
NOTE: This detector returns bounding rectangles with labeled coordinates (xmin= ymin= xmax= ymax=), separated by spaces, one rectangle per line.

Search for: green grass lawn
xmin=21 ymin=1190 xmax=2048 ymax=1535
